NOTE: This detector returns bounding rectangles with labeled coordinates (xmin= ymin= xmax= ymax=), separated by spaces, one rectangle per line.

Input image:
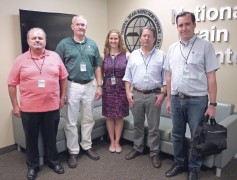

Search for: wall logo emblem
xmin=121 ymin=9 xmax=163 ymax=52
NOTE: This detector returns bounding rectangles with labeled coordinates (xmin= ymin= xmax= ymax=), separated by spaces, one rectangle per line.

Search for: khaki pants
xmin=63 ymin=80 xmax=96 ymax=154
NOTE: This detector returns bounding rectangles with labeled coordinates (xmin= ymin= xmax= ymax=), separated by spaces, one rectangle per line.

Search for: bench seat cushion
xmin=124 ymin=112 xmax=173 ymax=142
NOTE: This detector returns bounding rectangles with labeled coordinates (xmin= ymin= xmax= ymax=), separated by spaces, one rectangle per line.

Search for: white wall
xmin=0 ymin=0 xmax=107 ymax=148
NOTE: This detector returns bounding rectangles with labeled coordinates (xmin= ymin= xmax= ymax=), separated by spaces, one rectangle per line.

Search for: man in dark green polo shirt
xmin=56 ymin=15 xmax=103 ymax=168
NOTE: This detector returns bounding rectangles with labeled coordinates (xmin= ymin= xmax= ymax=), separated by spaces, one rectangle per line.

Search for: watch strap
xmin=210 ymin=102 xmax=217 ymax=106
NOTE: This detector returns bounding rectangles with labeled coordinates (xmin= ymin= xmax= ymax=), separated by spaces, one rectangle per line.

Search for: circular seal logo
xmin=121 ymin=9 xmax=163 ymax=53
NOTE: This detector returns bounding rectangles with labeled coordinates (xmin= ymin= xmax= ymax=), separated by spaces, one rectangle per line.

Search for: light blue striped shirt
xmin=123 ymin=47 xmax=166 ymax=90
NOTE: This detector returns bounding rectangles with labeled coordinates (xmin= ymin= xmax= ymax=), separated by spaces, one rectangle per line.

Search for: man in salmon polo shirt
xmin=8 ymin=27 xmax=68 ymax=180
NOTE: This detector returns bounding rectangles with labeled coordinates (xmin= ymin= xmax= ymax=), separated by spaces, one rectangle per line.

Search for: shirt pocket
xmin=188 ymin=53 xmax=203 ymax=65
xmin=150 ymin=62 xmax=162 ymax=76
xmin=188 ymin=53 xmax=204 ymax=79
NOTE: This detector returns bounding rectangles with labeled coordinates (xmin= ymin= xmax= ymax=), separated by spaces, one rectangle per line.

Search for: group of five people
xmin=7 ymin=11 xmax=219 ymax=180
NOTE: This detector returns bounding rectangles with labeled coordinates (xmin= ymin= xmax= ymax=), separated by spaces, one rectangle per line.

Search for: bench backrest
xmin=94 ymin=99 xmax=102 ymax=108
xmin=160 ymin=99 xmax=171 ymax=118
xmin=160 ymin=99 xmax=234 ymax=123
xmin=215 ymin=102 xmax=234 ymax=122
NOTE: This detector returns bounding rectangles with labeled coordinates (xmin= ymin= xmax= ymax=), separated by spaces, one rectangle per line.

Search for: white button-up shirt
xmin=123 ymin=47 xmax=166 ymax=90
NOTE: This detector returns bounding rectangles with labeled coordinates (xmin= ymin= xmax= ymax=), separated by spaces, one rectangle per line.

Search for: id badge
xmin=38 ymin=80 xmax=45 ymax=88
xmin=80 ymin=62 xmax=87 ymax=72
xmin=183 ymin=64 xmax=190 ymax=79
xmin=111 ymin=77 xmax=116 ymax=85
xmin=144 ymin=74 xmax=149 ymax=82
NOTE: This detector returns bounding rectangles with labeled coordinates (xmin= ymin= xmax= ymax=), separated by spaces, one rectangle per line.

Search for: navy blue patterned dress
xmin=102 ymin=53 xmax=129 ymax=118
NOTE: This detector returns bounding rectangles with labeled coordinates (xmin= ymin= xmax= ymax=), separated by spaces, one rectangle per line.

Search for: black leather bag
xmin=191 ymin=116 xmax=227 ymax=157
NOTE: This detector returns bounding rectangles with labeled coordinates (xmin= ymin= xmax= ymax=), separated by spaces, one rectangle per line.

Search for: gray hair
xmin=72 ymin=15 xmax=87 ymax=25
xmin=27 ymin=27 xmax=46 ymax=39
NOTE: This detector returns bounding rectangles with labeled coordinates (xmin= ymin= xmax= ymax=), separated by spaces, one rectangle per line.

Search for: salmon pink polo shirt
xmin=8 ymin=49 xmax=68 ymax=112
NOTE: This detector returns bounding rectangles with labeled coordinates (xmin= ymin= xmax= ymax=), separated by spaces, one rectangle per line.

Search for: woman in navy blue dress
xmin=101 ymin=29 xmax=129 ymax=153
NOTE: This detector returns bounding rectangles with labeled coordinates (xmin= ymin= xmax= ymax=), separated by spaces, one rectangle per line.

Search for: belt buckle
xmin=178 ymin=92 xmax=184 ymax=98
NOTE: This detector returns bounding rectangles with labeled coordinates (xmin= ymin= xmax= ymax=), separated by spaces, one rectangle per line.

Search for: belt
xmin=174 ymin=92 xmax=201 ymax=99
xmin=133 ymin=87 xmax=161 ymax=94
xmin=68 ymin=78 xmax=92 ymax=84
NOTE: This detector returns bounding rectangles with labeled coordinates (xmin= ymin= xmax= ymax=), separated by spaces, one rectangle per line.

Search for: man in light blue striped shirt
xmin=123 ymin=26 xmax=167 ymax=169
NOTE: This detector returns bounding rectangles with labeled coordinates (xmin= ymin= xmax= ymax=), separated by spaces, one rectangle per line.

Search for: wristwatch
xmin=161 ymin=92 xmax=167 ymax=97
xmin=97 ymin=84 xmax=103 ymax=88
xmin=210 ymin=102 xmax=217 ymax=106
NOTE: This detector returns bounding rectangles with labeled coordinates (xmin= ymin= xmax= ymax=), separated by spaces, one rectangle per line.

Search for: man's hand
xmin=166 ymin=99 xmax=171 ymax=114
xmin=12 ymin=105 xmax=21 ymax=117
xmin=127 ymin=92 xmax=134 ymax=108
xmin=95 ymin=86 xmax=103 ymax=101
xmin=204 ymin=105 xmax=216 ymax=119
xmin=59 ymin=98 xmax=67 ymax=109
xmin=155 ymin=93 xmax=165 ymax=108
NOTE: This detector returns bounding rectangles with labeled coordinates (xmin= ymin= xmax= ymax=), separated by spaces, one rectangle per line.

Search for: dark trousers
xmin=21 ymin=110 xmax=60 ymax=169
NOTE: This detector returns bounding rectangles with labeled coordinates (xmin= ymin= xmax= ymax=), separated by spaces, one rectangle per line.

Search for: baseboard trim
xmin=0 ymin=144 xmax=16 ymax=155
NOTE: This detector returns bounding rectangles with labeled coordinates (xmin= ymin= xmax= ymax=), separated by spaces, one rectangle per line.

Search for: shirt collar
xmin=179 ymin=34 xmax=197 ymax=46
xmin=71 ymin=36 xmax=87 ymax=44
xmin=26 ymin=49 xmax=49 ymax=60
xmin=139 ymin=46 xmax=155 ymax=56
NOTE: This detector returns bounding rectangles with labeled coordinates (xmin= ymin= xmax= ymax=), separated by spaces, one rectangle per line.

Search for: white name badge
xmin=80 ymin=62 xmax=87 ymax=72
xmin=183 ymin=64 xmax=190 ymax=79
xmin=38 ymin=80 xmax=45 ymax=88
xmin=111 ymin=77 xmax=116 ymax=85
xmin=144 ymin=74 xmax=149 ymax=82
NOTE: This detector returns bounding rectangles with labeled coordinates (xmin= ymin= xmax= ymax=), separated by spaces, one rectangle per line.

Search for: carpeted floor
xmin=0 ymin=139 xmax=236 ymax=180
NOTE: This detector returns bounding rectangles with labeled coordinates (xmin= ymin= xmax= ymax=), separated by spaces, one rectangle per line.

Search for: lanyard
xmin=73 ymin=38 xmax=87 ymax=62
xmin=179 ymin=37 xmax=197 ymax=64
xmin=32 ymin=57 xmax=45 ymax=74
xmin=140 ymin=49 xmax=154 ymax=74
xmin=111 ymin=55 xmax=117 ymax=77
xmin=75 ymin=44 xmax=86 ymax=61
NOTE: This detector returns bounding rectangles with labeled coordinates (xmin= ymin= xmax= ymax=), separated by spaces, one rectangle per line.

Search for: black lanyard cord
xmin=140 ymin=49 xmax=154 ymax=74
xmin=111 ymin=54 xmax=119 ymax=77
xmin=32 ymin=57 xmax=45 ymax=74
xmin=179 ymin=37 xmax=197 ymax=64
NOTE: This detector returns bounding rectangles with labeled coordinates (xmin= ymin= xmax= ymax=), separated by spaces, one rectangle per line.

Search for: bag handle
xmin=203 ymin=115 xmax=217 ymax=125
xmin=210 ymin=118 xmax=217 ymax=125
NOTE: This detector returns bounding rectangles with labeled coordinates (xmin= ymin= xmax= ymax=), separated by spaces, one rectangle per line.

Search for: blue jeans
xmin=171 ymin=95 xmax=208 ymax=171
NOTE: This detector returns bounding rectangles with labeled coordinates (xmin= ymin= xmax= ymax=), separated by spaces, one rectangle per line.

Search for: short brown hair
xmin=176 ymin=11 xmax=196 ymax=25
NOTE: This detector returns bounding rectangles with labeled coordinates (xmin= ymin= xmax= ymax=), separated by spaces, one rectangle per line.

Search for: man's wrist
xmin=161 ymin=91 xmax=167 ymax=97
xmin=209 ymin=102 xmax=217 ymax=107
xmin=162 ymin=92 xmax=167 ymax=97
xmin=97 ymin=84 xmax=102 ymax=88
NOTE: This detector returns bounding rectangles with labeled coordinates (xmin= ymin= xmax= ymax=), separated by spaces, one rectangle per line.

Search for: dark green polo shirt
xmin=55 ymin=37 xmax=102 ymax=81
